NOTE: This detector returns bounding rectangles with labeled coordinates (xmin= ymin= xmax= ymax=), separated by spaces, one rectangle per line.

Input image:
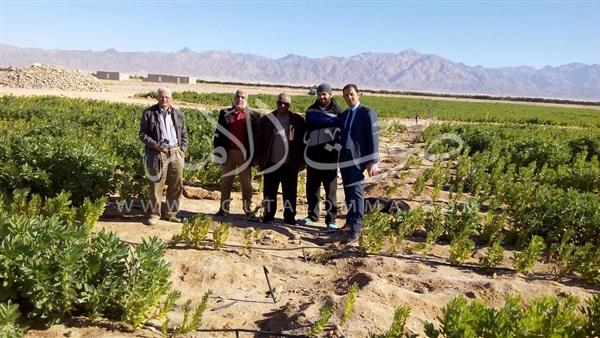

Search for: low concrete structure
xmin=96 ymin=71 xmax=129 ymax=81
xmin=144 ymin=74 xmax=195 ymax=84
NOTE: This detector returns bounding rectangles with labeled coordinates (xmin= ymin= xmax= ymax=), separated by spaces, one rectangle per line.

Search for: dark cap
xmin=316 ymin=83 xmax=332 ymax=94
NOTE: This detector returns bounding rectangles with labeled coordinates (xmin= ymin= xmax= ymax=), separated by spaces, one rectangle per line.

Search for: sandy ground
xmin=2 ymin=80 xmax=597 ymax=338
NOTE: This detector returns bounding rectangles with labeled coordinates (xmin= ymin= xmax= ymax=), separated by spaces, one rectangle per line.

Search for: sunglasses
xmin=276 ymin=101 xmax=290 ymax=108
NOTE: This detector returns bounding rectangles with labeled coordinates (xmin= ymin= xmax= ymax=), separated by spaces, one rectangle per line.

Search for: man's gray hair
xmin=157 ymin=87 xmax=172 ymax=98
xmin=277 ymin=92 xmax=291 ymax=102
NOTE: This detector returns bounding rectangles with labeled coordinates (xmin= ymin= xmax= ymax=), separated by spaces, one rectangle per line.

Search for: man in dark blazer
xmin=256 ymin=93 xmax=306 ymax=225
xmin=139 ymin=87 xmax=188 ymax=225
xmin=213 ymin=89 xmax=260 ymax=218
xmin=339 ymin=84 xmax=379 ymax=245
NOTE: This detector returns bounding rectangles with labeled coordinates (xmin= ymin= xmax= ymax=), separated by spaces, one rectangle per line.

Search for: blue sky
xmin=1 ymin=1 xmax=599 ymax=69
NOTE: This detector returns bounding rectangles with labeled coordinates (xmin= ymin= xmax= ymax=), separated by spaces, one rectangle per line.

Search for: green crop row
xmin=138 ymin=90 xmax=600 ymax=127
xmin=0 ymin=95 xmax=222 ymax=203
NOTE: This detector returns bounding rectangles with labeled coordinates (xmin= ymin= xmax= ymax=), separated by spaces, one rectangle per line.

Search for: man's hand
xmin=288 ymin=125 xmax=295 ymax=141
xmin=366 ymin=163 xmax=379 ymax=177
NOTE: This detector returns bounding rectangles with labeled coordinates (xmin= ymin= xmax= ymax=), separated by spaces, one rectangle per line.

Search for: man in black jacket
xmin=213 ymin=89 xmax=260 ymax=217
xmin=256 ymin=93 xmax=306 ymax=224
xmin=139 ymin=87 xmax=188 ymax=225
xmin=297 ymin=83 xmax=342 ymax=229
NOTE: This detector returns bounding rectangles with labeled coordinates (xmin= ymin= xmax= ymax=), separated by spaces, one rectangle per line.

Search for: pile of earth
xmin=0 ymin=63 xmax=106 ymax=92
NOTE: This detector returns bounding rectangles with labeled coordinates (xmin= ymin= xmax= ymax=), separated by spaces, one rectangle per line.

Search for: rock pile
xmin=0 ymin=64 xmax=107 ymax=92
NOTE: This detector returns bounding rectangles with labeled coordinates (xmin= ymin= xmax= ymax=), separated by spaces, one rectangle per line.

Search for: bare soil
xmin=3 ymin=80 xmax=597 ymax=338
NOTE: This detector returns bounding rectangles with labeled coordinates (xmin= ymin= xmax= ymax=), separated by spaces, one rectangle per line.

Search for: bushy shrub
xmin=0 ymin=210 xmax=173 ymax=330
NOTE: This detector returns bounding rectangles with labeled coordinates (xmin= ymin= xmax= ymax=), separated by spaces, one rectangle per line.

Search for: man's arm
xmin=139 ymin=110 xmax=158 ymax=149
xmin=213 ymin=109 xmax=228 ymax=150
xmin=179 ymin=112 xmax=188 ymax=153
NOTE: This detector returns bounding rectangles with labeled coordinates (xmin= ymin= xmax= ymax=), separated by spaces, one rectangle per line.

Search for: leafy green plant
xmin=449 ymin=233 xmax=475 ymax=265
xmin=581 ymin=293 xmax=600 ymax=337
xmin=479 ymin=234 xmax=505 ymax=271
xmin=549 ymin=229 xmax=577 ymax=278
xmin=154 ymin=290 xmax=181 ymax=321
xmin=0 ymin=301 xmax=26 ymax=338
xmin=431 ymin=161 xmax=450 ymax=202
xmin=447 ymin=199 xmax=479 ymax=264
xmin=41 ymin=191 xmax=77 ymax=222
xmin=370 ymin=306 xmax=416 ymax=338
xmin=120 ymin=236 xmax=173 ymax=329
xmin=424 ymin=204 xmax=444 ymax=251
xmin=572 ymin=243 xmax=600 ymax=284
xmin=403 ymin=153 xmax=422 ymax=170
xmin=212 ymin=222 xmax=232 ymax=250
xmin=479 ymin=198 xmax=506 ymax=243
xmin=242 ymin=227 xmax=256 ymax=255
xmin=173 ymin=290 xmax=212 ymax=335
xmin=410 ymin=172 xmax=427 ymax=199
xmin=360 ymin=208 xmax=394 ymax=255
xmin=386 ymin=181 xmax=403 ymax=199
xmin=77 ymin=196 xmax=108 ymax=231
xmin=0 ymin=214 xmax=87 ymax=324
xmin=512 ymin=235 xmax=546 ymax=274
xmin=170 ymin=214 xmax=212 ymax=248
xmin=518 ymin=294 xmax=585 ymax=337
xmin=341 ymin=282 xmax=359 ymax=327
xmin=309 ymin=303 xmax=333 ymax=337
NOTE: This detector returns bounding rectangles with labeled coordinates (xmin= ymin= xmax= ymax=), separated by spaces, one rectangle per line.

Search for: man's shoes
xmin=262 ymin=217 xmax=275 ymax=224
xmin=163 ymin=216 xmax=183 ymax=223
xmin=327 ymin=223 xmax=337 ymax=230
xmin=345 ymin=234 xmax=360 ymax=247
xmin=214 ymin=210 xmax=226 ymax=217
xmin=296 ymin=217 xmax=314 ymax=225
xmin=347 ymin=238 xmax=359 ymax=247
xmin=145 ymin=215 xmax=160 ymax=226
xmin=338 ymin=224 xmax=352 ymax=233
xmin=284 ymin=218 xmax=297 ymax=225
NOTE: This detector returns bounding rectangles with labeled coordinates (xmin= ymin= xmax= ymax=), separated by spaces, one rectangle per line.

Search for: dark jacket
xmin=304 ymin=98 xmax=343 ymax=166
xmin=340 ymin=104 xmax=379 ymax=171
xmin=256 ymin=111 xmax=306 ymax=171
xmin=139 ymin=104 xmax=188 ymax=155
xmin=213 ymin=107 xmax=260 ymax=162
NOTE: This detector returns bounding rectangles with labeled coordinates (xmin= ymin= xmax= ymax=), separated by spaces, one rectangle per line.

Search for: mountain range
xmin=2 ymin=44 xmax=599 ymax=101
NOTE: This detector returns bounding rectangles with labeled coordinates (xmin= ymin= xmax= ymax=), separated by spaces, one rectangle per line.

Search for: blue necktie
xmin=343 ymin=108 xmax=354 ymax=149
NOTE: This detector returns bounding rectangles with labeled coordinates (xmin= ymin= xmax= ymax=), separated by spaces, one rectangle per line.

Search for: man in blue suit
xmin=339 ymin=84 xmax=379 ymax=245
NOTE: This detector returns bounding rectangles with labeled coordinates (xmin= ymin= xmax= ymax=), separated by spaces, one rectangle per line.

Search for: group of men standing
xmin=139 ymin=83 xmax=379 ymax=246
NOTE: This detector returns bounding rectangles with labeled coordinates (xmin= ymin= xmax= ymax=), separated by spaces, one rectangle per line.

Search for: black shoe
xmin=262 ymin=217 xmax=275 ymax=224
xmin=284 ymin=218 xmax=297 ymax=225
xmin=214 ymin=210 xmax=226 ymax=217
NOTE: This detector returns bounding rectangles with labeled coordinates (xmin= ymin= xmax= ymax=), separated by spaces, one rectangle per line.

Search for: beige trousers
xmin=220 ymin=148 xmax=253 ymax=213
xmin=148 ymin=147 xmax=184 ymax=219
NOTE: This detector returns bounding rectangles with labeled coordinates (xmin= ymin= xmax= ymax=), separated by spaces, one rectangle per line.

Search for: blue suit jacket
xmin=340 ymin=104 xmax=379 ymax=171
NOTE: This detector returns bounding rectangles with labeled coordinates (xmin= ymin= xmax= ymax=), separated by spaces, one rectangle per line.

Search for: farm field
xmin=2 ymin=78 xmax=600 ymax=338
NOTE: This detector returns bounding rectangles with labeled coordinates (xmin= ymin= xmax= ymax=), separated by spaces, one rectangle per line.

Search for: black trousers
xmin=263 ymin=163 xmax=298 ymax=222
xmin=306 ymin=166 xmax=338 ymax=224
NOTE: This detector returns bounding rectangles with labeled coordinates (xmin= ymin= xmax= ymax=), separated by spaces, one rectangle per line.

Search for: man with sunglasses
xmin=256 ymin=93 xmax=306 ymax=225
